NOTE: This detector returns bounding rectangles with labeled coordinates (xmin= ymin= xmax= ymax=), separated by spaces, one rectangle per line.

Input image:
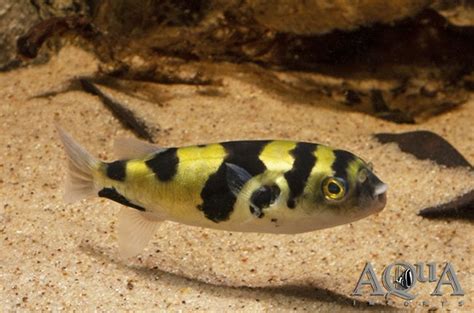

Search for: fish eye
xmin=322 ymin=177 xmax=346 ymax=201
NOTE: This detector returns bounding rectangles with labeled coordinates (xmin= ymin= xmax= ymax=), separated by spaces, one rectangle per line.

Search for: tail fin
xmin=56 ymin=126 xmax=100 ymax=203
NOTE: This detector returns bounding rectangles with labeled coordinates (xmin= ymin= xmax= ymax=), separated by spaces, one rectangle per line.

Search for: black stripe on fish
xmin=145 ymin=148 xmax=179 ymax=181
xmin=284 ymin=143 xmax=317 ymax=208
xmin=221 ymin=141 xmax=269 ymax=176
xmin=98 ymin=187 xmax=146 ymax=211
xmin=332 ymin=150 xmax=355 ymax=181
xmin=197 ymin=164 xmax=233 ymax=222
xmin=106 ymin=160 xmax=127 ymax=181
xmin=198 ymin=141 xmax=270 ymax=223
xmin=249 ymin=184 xmax=280 ymax=218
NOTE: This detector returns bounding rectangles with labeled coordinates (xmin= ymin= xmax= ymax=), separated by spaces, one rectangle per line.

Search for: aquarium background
xmin=0 ymin=0 xmax=473 ymax=311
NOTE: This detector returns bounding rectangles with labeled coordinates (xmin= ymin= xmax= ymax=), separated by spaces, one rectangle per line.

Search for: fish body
xmin=58 ymin=128 xmax=387 ymax=258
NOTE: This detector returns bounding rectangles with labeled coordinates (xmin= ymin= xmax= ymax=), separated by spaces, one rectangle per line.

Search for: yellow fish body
xmin=58 ymin=128 xmax=387 ymax=258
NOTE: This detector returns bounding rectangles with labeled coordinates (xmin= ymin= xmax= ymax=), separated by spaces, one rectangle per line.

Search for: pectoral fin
xmin=225 ymin=162 xmax=252 ymax=196
xmin=117 ymin=207 xmax=162 ymax=259
xmin=225 ymin=163 xmax=282 ymax=218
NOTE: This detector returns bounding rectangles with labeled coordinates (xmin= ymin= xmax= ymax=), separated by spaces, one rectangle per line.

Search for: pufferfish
xmin=57 ymin=127 xmax=387 ymax=258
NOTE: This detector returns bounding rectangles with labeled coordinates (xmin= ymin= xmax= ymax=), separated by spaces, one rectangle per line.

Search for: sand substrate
xmin=0 ymin=47 xmax=473 ymax=311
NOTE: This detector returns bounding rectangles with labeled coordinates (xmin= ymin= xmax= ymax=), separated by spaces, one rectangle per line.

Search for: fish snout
xmin=371 ymin=183 xmax=387 ymax=212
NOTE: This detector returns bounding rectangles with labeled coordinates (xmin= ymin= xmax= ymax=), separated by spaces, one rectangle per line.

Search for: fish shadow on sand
xmin=80 ymin=242 xmax=396 ymax=311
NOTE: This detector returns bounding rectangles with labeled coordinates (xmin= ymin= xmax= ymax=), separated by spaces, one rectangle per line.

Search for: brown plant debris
xmin=374 ymin=131 xmax=472 ymax=169
xmin=80 ymin=79 xmax=155 ymax=142
xmin=418 ymin=190 xmax=474 ymax=220
xmin=375 ymin=130 xmax=473 ymax=220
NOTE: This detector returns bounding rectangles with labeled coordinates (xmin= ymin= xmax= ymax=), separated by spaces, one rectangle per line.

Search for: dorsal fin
xmin=113 ymin=137 xmax=163 ymax=159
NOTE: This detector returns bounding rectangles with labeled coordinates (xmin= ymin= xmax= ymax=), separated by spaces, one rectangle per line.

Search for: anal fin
xmin=118 ymin=207 xmax=162 ymax=259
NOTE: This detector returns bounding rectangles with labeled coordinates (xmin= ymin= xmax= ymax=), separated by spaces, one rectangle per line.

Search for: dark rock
xmin=17 ymin=16 xmax=97 ymax=59
xmin=248 ymin=0 xmax=431 ymax=35
xmin=0 ymin=0 xmax=90 ymax=70
xmin=0 ymin=0 xmax=40 ymax=69
xmin=12 ymin=3 xmax=474 ymax=123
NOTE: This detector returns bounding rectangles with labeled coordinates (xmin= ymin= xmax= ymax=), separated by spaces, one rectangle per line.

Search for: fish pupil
xmin=328 ymin=182 xmax=341 ymax=194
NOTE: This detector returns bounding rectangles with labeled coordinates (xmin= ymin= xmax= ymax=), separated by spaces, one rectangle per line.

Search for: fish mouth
xmin=374 ymin=183 xmax=388 ymax=197
xmin=371 ymin=183 xmax=388 ymax=212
